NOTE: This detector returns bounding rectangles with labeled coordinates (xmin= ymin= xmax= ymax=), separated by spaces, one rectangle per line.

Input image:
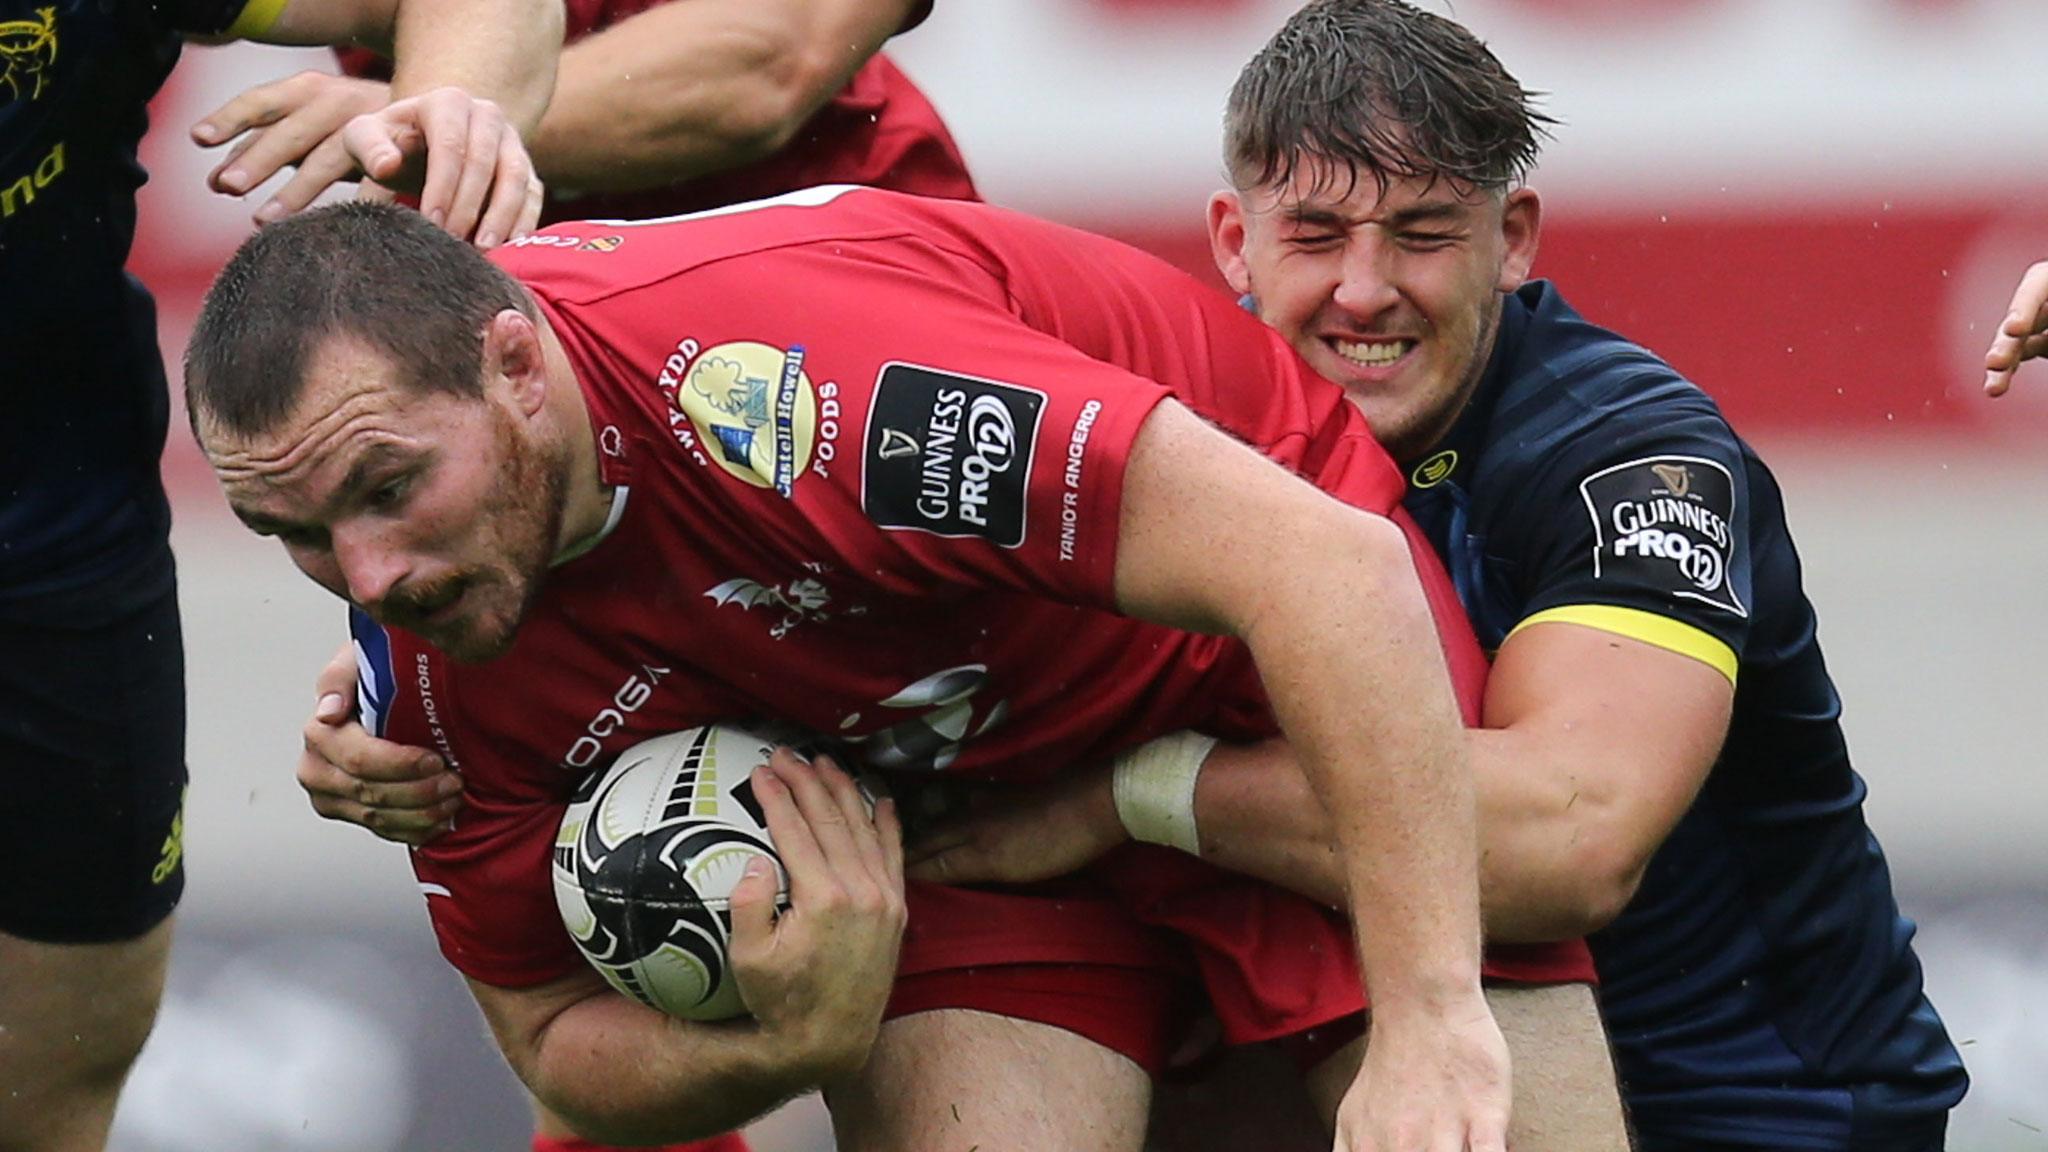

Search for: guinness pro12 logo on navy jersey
xmin=862 ymin=363 xmax=1044 ymax=547
xmin=1578 ymin=455 xmax=1747 ymax=617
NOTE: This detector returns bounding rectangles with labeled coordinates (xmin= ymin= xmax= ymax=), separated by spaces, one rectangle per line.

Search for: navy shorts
xmin=0 ymin=581 xmax=187 ymax=943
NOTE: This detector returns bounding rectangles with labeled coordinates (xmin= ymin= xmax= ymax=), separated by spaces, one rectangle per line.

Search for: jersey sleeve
xmin=533 ymin=217 xmax=1180 ymax=612
xmin=349 ymin=610 xmax=587 ymax=987
xmin=1493 ymin=394 xmax=1752 ymax=684
xmin=157 ymin=0 xmax=284 ymax=37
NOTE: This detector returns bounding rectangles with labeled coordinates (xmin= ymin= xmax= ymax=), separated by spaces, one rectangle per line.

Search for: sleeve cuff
xmin=1508 ymin=604 xmax=1738 ymax=686
xmin=222 ymin=0 xmax=291 ymax=40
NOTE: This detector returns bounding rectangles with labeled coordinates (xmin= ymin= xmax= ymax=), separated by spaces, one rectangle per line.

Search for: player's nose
xmin=331 ymin=523 xmax=413 ymax=609
xmin=1332 ymin=236 xmax=1399 ymax=317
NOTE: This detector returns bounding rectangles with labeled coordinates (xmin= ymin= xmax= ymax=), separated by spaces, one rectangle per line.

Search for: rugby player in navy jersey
xmin=905 ymin=2 xmax=1969 ymax=1149
xmin=0 ymin=4 xmax=556 ymax=1148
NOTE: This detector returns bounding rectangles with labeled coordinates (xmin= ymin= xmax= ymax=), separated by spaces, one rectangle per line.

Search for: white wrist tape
xmin=1111 ymin=731 xmax=1219 ymax=856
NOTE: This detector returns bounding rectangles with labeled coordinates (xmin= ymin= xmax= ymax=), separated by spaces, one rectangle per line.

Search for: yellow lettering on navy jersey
xmin=0 ymin=139 xmax=65 ymax=218
xmin=151 ymin=787 xmax=187 ymax=885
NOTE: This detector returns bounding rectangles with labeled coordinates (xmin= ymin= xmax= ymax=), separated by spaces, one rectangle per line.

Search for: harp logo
xmin=1650 ymin=462 xmax=1691 ymax=498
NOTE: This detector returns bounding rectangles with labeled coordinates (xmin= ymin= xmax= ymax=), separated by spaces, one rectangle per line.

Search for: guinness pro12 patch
xmin=862 ymin=363 xmax=1045 ymax=548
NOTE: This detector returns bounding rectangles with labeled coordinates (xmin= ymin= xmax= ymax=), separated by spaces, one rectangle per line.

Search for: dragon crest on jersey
xmin=861 ymin=363 xmax=1044 ymax=547
xmin=703 ymin=561 xmax=865 ymax=640
xmin=1579 ymin=454 xmax=1747 ymax=617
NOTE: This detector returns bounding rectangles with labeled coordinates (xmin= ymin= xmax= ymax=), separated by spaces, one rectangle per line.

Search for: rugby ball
xmin=552 ymin=723 xmax=793 ymax=1021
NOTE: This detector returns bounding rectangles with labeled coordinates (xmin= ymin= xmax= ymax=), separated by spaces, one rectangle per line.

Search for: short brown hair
xmin=184 ymin=201 xmax=534 ymax=440
xmin=1224 ymin=0 xmax=1553 ymax=199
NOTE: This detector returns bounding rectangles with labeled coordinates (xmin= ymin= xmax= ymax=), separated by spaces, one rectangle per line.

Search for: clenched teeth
xmin=1335 ymin=339 xmax=1409 ymax=367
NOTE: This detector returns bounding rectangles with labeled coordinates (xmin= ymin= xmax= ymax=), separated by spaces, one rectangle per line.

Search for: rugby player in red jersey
xmin=197 ymin=8 xmax=973 ymax=1147
xmin=183 ymin=189 xmax=1593 ymax=1151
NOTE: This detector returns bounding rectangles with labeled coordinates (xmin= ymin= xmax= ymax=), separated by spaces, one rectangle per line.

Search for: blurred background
xmin=114 ymin=1 xmax=2047 ymax=1148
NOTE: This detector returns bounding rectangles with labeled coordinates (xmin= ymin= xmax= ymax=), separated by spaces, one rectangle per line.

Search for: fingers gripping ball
xmin=553 ymin=723 xmax=803 ymax=1021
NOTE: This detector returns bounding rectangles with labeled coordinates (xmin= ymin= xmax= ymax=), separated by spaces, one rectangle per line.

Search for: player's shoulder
xmin=492 ymin=185 xmax=984 ymax=307
xmin=1482 ymin=282 xmax=1740 ymax=484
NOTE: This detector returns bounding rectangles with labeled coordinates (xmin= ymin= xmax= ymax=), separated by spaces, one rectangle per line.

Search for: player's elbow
xmin=1227 ymin=508 xmax=1418 ymax=647
xmin=1325 ymin=511 xmax=1426 ymax=604
xmin=519 ymin=1041 xmax=695 ymax=1148
xmin=1276 ymin=503 xmax=1410 ymax=577
xmin=688 ymin=28 xmax=840 ymax=162
xmin=701 ymin=81 xmax=810 ymax=164
xmin=1557 ymin=826 xmax=1656 ymax=934
xmin=500 ymin=0 xmax=566 ymax=131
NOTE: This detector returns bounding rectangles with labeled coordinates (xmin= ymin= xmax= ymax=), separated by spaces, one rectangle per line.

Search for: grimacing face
xmin=1209 ymin=158 xmax=1541 ymax=463
xmin=202 ymin=334 xmax=568 ymax=663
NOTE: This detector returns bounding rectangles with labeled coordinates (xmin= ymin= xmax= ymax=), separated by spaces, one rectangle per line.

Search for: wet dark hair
xmin=184 ymin=201 xmax=534 ymax=439
xmin=1224 ymin=0 xmax=1554 ymax=199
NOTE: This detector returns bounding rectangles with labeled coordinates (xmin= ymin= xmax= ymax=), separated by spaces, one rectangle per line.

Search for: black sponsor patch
xmin=1578 ymin=455 xmax=1747 ymax=617
xmin=862 ymin=363 xmax=1045 ymax=548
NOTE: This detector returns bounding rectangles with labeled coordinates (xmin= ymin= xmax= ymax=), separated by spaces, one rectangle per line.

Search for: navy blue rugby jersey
xmin=1402 ymin=281 xmax=1966 ymax=1151
xmin=0 ymin=0 xmax=254 ymax=621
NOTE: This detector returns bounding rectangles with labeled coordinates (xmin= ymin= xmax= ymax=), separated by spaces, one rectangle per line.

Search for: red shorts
xmin=887 ymin=845 xmax=1594 ymax=1076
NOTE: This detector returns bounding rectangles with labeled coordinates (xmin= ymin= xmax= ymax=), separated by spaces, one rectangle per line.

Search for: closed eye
xmin=1398 ymin=230 xmax=1461 ymax=250
xmin=1286 ymin=231 xmax=1345 ymax=251
xmin=365 ymin=476 xmax=412 ymax=511
xmin=275 ymin=525 xmax=331 ymax=551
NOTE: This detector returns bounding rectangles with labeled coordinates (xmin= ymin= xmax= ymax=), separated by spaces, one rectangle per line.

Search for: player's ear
xmin=1497 ymin=187 xmax=1542 ymax=292
xmin=485 ymin=308 xmax=547 ymax=417
xmin=1207 ymin=189 xmax=1255 ymax=297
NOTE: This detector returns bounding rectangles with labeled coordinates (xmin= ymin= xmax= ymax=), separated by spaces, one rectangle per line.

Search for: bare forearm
xmin=1467 ymin=727 xmax=1643 ymax=939
xmin=387 ymin=0 xmax=560 ymax=131
xmin=1106 ymin=403 xmax=1482 ymax=1001
xmin=1192 ymin=739 xmax=1344 ymax=908
xmin=532 ymin=0 xmax=913 ymax=193
xmin=1194 ymin=730 xmax=1633 ymax=942
xmin=504 ymin=992 xmax=823 ymax=1144
xmin=1247 ymin=515 xmax=1483 ymax=1004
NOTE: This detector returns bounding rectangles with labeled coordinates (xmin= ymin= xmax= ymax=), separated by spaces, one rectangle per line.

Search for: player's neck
xmin=537 ymin=317 xmax=614 ymax=560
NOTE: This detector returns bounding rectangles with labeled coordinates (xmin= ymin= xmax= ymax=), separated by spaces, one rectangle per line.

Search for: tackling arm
xmin=530 ymin=0 xmax=923 ymax=193
xmin=1194 ymin=620 xmax=1731 ymax=941
xmin=193 ymin=0 xmax=559 ymax=241
xmin=251 ymin=0 xmax=559 ymax=131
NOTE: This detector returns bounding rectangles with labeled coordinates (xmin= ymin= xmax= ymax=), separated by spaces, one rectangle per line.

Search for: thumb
xmin=341 ymin=117 xmax=406 ymax=183
xmin=727 ymin=854 xmax=782 ymax=946
xmin=314 ymin=692 xmax=351 ymax=724
xmin=317 ymin=642 xmax=360 ymax=698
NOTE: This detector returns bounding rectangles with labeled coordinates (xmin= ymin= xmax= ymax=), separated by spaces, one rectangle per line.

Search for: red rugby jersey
xmin=361 ymin=188 xmax=1511 ymax=987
